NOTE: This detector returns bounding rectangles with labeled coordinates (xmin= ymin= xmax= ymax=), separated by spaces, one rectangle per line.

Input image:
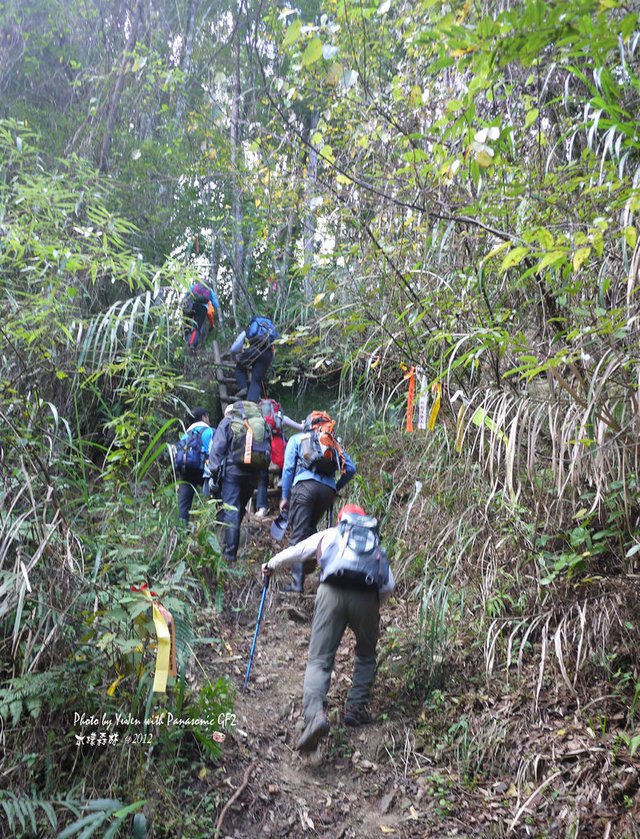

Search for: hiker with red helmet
xmin=262 ymin=504 xmax=395 ymax=753
xmin=278 ymin=411 xmax=356 ymax=592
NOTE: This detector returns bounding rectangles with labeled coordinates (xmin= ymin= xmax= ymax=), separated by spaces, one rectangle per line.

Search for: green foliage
xmin=0 ymin=119 xmax=234 ymax=832
xmin=56 ymin=799 xmax=146 ymax=839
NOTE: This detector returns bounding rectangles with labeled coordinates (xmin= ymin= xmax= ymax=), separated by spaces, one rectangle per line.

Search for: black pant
xmin=288 ymin=479 xmax=336 ymax=588
xmin=177 ymin=468 xmax=204 ymax=523
xmin=235 ymin=346 xmax=274 ymax=402
xmin=219 ymin=467 xmax=260 ymax=561
xmin=185 ymin=303 xmax=207 ymax=349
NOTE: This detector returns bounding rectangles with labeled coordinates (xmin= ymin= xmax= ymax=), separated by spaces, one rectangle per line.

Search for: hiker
xmin=278 ymin=411 xmax=356 ymax=592
xmin=208 ymin=401 xmax=271 ymax=562
xmin=262 ymin=504 xmax=395 ymax=752
xmin=175 ymin=407 xmax=214 ymax=525
xmin=183 ymin=279 xmax=222 ymax=350
xmin=230 ymin=315 xmax=279 ymax=402
xmin=254 ymin=398 xmax=304 ymax=518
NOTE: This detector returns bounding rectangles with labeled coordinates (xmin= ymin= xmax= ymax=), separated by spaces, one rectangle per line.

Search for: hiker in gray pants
xmin=263 ymin=504 xmax=395 ymax=753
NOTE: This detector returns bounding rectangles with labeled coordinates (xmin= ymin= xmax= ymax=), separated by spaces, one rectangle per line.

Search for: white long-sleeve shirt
xmin=266 ymin=527 xmax=395 ymax=603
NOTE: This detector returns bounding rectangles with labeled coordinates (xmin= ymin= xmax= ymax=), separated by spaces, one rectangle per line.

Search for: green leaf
xmin=500 ymin=246 xmax=529 ymax=272
xmin=624 ymin=226 xmax=637 ymax=249
xmin=524 ymin=108 xmax=539 ymax=129
xmin=536 ymin=250 xmax=567 ymax=271
xmin=572 ymin=247 xmax=591 ymax=272
xmin=301 ymin=38 xmax=323 ymax=67
xmin=283 ymin=19 xmax=301 ymax=47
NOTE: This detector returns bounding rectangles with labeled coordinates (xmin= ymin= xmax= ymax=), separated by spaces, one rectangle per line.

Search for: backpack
xmin=175 ymin=427 xmax=206 ymax=473
xmin=260 ymin=399 xmax=285 ymax=468
xmin=228 ymin=401 xmax=272 ymax=470
xmin=190 ymin=281 xmax=211 ymax=305
xmin=319 ymin=512 xmax=390 ymax=591
xmin=298 ymin=412 xmax=344 ymax=476
xmin=246 ymin=316 xmax=279 ymax=348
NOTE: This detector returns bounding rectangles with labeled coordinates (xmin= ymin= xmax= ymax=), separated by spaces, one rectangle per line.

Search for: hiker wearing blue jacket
xmin=230 ymin=316 xmax=278 ymax=402
xmin=278 ymin=413 xmax=356 ymax=592
xmin=177 ymin=407 xmax=214 ymax=524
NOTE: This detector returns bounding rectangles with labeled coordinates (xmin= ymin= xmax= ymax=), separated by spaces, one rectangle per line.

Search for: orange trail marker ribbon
xmin=404 ymin=366 xmax=416 ymax=432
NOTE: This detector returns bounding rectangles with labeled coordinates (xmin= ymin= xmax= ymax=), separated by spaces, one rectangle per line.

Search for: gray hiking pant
xmin=302 ymin=583 xmax=380 ymax=722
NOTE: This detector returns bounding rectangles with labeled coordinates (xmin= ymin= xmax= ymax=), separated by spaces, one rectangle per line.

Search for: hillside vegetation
xmin=1 ymin=0 xmax=639 ymax=835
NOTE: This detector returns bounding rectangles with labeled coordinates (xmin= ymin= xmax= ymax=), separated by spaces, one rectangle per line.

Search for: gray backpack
xmin=319 ymin=512 xmax=389 ymax=591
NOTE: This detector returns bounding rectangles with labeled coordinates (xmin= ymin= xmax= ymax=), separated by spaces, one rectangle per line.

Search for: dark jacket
xmin=209 ymin=416 xmax=259 ymax=479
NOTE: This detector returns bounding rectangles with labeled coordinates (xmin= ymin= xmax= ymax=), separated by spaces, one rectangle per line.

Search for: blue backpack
xmin=175 ymin=428 xmax=206 ymax=473
xmin=246 ymin=316 xmax=279 ymax=347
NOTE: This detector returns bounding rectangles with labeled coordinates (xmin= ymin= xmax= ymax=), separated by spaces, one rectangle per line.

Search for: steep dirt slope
xmin=191 ymin=515 xmax=640 ymax=839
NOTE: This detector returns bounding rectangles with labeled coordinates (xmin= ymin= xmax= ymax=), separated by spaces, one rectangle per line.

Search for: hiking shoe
xmin=344 ymin=705 xmax=372 ymax=727
xmin=235 ymin=387 xmax=248 ymax=398
xmin=296 ymin=711 xmax=329 ymax=753
xmin=255 ymin=507 xmax=268 ymax=519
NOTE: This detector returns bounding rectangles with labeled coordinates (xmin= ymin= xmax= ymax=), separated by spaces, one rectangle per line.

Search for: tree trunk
xmin=175 ymin=0 xmax=201 ymax=126
xmin=230 ymin=18 xmax=244 ymax=327
xmin=98 ymin=0 xmax=144 ymax=173
xmin=302 ymin=109 xmax=319 ymax=303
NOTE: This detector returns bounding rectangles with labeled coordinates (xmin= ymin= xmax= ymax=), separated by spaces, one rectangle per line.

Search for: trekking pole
xmin=243 ymin=577 xmax=269 ymax=691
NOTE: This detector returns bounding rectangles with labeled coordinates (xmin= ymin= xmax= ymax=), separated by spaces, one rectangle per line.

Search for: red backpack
xmin=259 ymin=399 xmax=285 ymax=468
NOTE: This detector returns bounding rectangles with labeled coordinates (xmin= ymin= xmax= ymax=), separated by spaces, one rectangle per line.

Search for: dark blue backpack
xmin=175 ymin=428 xmax=205 ymax=473
xmin=246 ymin=316 xmax=279 ymax=347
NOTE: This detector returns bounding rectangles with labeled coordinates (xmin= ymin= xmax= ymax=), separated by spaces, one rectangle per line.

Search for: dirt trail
xmin=208 ymin=586 xmax=425 ymax=838
xmin=193 ymin=516 xmax=640 ymax=839
xmin=198 ymin=517 xmax=490 ymax=839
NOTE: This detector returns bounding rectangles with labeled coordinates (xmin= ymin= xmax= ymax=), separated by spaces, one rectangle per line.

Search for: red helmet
xmin=337 ymin=503 xmax=366 ymax=521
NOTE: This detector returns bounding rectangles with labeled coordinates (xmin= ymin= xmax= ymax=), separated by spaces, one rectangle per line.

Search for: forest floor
xmin=179 ymin=512 xmax=640 ymax=839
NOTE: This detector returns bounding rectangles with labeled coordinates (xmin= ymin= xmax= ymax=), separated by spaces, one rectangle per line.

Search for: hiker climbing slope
xmin=175 ymin=407 xmax=214 ymax=524
xmin=262 ymin=504 xmax=395 ymax=752
xmin=230 ymin=315 xmax=279 ymax=401
xmin=279 ymin=411 xmax=356 ymax=592
xmin=208 ymin=401 xmax=271 ymax=562
xmin=183 ymin=279 xmax=222 ymax=350
xmin=254 ymin=397 xmax=304 ymax=518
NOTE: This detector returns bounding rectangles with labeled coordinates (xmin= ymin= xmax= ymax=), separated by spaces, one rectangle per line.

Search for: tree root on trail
xmin=214 ymin=760 xmax=258 ymax=838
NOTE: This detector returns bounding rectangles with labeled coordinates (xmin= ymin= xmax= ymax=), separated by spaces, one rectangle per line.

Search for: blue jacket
xmin=180 ymin=420 xmax=214 ymax=461
xmin=280 ymin=433 xmax=356 ymax=501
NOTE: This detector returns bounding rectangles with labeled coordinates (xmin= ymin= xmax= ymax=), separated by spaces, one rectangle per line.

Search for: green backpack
xmin=228 ymin=401 xmax=272 ymax=469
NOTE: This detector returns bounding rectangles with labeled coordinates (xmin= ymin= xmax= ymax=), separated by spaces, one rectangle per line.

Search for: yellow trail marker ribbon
xmin=131 ymin=584 xmax=176 ymax=693
xmin=427 ymin=382 xmax=442 ymax=431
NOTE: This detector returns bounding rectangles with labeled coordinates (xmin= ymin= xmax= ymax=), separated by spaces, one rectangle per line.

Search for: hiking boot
xmin=282 ymin=565 xmax=304 ymax=593
xmin=296 ymin=711 xmax=329 ymax=753
xmin=344 ymin=705 xmax=372 ymax=727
